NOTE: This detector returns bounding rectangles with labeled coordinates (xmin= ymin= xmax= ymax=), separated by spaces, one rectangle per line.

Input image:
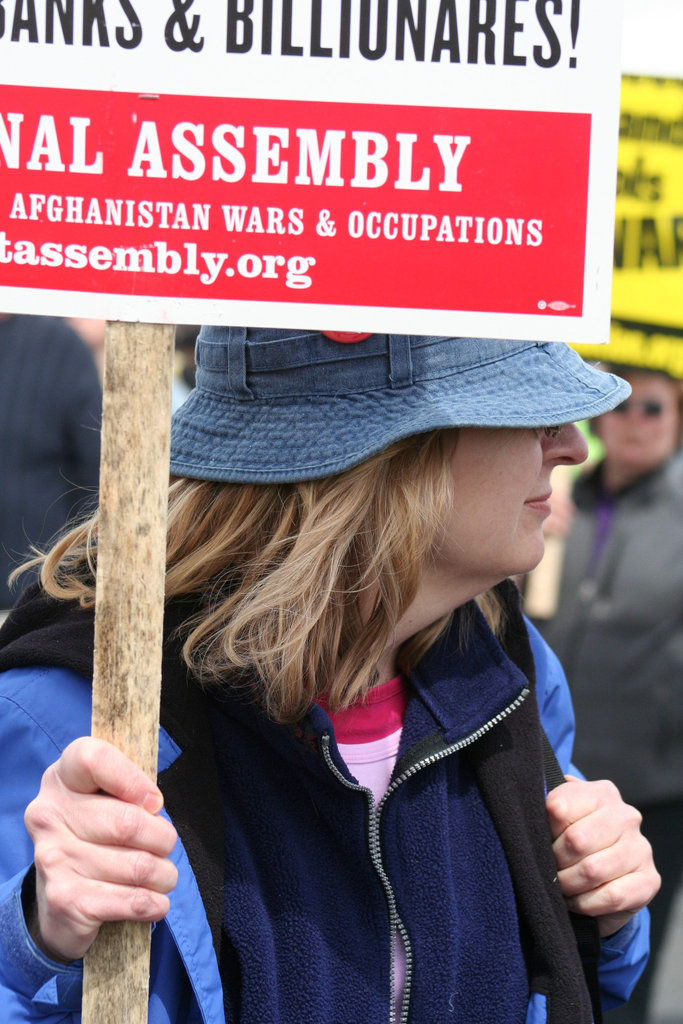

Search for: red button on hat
xmin=321 ymin=331 xmax=373 ymax=343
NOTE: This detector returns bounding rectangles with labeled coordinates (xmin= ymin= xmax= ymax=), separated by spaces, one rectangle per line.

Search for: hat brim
xmin=170 ymin=340 xmax=629 ymax=483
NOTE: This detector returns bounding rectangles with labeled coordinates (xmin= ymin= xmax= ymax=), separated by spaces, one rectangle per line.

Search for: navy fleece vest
xmin=208 ymin=610 xmax=530 ymax=1024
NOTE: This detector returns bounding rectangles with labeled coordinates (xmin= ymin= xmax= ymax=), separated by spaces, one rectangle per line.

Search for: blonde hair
xmin=25 ymin=429 xmax=504 ymax=723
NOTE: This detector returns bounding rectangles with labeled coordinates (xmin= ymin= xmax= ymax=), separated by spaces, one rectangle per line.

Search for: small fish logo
xmin=538 ymin=300 xmax=576 ymax=312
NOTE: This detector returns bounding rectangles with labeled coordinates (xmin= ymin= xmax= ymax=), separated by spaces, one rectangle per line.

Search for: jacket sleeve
xmin=526 ymin=617 xmax=651 ymax=1012
xmin=0 ymin=869 xmax=84 ymax=1022
xmin=0 ymin=667 xmax=88 ymax=1022
xmin=0 ymin=665 xmax=221 ymax=1024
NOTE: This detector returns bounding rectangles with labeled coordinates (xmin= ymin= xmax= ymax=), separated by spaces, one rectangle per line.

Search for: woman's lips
xmin=525 ymin=493 xmax=552 ymax=515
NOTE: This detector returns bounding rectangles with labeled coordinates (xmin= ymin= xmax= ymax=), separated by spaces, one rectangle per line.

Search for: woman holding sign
xmin=0 ymin=329 xmax=659 ymax=1024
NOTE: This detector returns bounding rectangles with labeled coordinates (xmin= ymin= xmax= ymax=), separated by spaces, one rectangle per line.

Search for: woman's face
xmin=596 ymin=371 xmax=681 ymax=487
xmin=413 ymin=425 xmax=587 ymax=619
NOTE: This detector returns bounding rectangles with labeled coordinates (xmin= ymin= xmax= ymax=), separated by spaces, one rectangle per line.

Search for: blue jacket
xmin=0 ymin=583 xmax=648 ymax=1023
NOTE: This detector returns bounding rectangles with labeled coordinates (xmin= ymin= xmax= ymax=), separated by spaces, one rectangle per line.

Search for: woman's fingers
xmin=546 ymin=777 xmax=661 ymax=937
xmin=47 ymin=735 xmax=165 ymax=810
xmin=23 ymin=737 xmax=178 ymax=963
xmin=28 ymin=787 xmax=177 ymax=854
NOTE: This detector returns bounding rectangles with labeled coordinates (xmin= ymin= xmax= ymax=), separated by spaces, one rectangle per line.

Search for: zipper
xmin=321 ymin=685 xmax=530 ymax=1024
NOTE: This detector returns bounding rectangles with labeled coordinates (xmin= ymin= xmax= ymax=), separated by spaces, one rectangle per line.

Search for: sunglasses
xmin=612 ymin=398 xmax=665 ymax=418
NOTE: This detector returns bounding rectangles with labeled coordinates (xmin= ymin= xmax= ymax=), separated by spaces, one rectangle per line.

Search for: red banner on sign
xmin=0 ymin=85 xmax=590 ymax=317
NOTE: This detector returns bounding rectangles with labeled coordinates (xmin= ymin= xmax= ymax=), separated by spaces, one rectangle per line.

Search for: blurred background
xmin=524 ymin=3 xmax=683 ymax=1022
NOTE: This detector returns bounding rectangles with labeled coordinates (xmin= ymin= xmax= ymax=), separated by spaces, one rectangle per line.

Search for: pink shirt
xmin=317 ymin=673 xmax=409 ymax=804
xmin=316 ymin=675 xmax=410 ymax=1015
xmin=316 ymin=673 xmax=409 ymax=744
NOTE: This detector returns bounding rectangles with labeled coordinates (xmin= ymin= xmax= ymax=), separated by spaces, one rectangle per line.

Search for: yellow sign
xmin=575 ymin=319 xmax=683 ymax=378
xmin=575 ymin=75 xmax=683 ymax=377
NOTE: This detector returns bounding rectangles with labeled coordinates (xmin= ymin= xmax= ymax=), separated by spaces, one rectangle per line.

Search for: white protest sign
xmin=0 ymin=0 xmax=623 ymax=342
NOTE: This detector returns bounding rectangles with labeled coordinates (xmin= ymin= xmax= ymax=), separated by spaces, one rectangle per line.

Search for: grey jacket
xmin=533 ymin=452 xmax=683 ymax=806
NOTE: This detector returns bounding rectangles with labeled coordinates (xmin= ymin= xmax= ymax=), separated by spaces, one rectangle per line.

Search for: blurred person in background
xmin=67 ymin=317 xmax=106 ymax=379
xmin=0 ymin=314 xmax=102 ymax=612
xmin=531 ymin=363 xmax=683 ymax=1024
xmin=68 ymin=316 xmax=196 ymax=411
xmin=170 ymin=324 xmax=199 ymax=410
xmin=173 ymin=323 xmax=198 ymax=390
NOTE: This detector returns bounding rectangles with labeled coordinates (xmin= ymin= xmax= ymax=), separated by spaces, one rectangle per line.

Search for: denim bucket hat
xmin=170 ymin=327 xmax=630 ymax=484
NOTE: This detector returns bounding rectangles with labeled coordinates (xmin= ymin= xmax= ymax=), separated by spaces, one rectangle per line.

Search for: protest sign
xmin=1 ymin=0 xmax=624 ymax=342
xmin=575 ymin=74 xmax=683 ymax=375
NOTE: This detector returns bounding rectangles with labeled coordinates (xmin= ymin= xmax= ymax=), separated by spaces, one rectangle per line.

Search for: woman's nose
xmin=544 ymin=423 xmax=588 ymax=466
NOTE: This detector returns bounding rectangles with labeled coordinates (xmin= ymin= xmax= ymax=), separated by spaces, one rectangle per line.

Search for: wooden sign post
xmin=81 ymin=321 xmax=175 ymax=1024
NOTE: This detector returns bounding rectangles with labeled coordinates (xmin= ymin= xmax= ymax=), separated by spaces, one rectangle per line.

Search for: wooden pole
xmin=82 ymin=321 xmax=175 ymax=1024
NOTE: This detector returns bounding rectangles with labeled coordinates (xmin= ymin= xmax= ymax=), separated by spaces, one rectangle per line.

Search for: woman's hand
xmin=546 ymin=776 xmax=660 ymax=938
xmin=24 ymin=737 xmax=178 ymax=963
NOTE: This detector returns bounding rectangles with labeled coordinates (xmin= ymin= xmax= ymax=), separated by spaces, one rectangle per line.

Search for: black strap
xmin=542 ymin=729 xmax=568 ymax=791
xmin=542 ymin=730 xmax=603 ymax=1024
